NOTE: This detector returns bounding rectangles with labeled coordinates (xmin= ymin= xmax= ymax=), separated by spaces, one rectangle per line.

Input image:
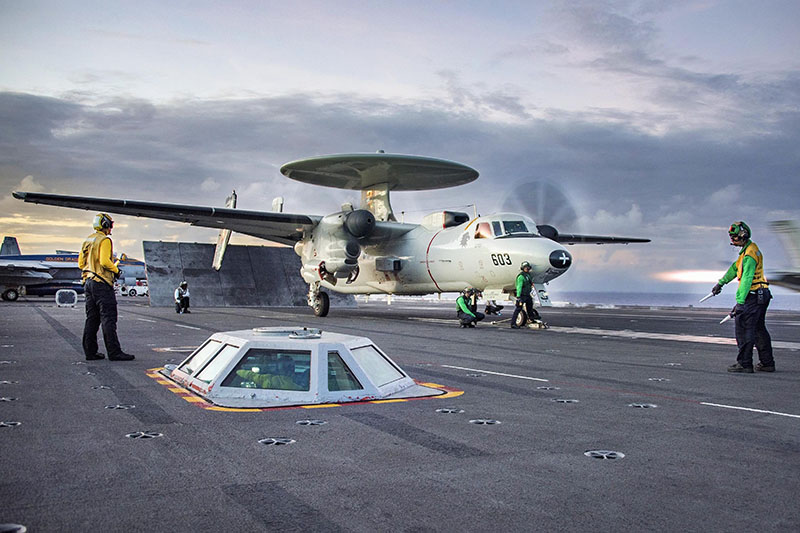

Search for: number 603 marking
xmin=491 ymin=253 xmax=512 ymax=266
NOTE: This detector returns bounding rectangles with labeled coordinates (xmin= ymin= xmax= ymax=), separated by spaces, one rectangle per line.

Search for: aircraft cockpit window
xmin=502 ymin=220 xmax=529 ymax=234
xmin=474 ymin=222 xmax=492 ymax=239
xmin=328 ymin=351 xmax=364 ymax=391
xmin=491 ymin=221 xmax=502 ymax=236
xmin=179 ymin=339 xmax=222 ymax=376
xmin=221 ymin=349 xmax=311 ymax=391
xmin=350 ymin=344 xmax=405 ymax=387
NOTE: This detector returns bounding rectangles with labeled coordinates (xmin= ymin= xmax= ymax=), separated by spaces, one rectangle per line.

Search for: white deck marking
xmin=136 ymin=318 xmax=156 ymax=323
xmin=175 ymin=324 xmax=201 ymax=330
xmin=700 ymin=402 xmax=800 ymax=419
xmin=548 ymin=326 xmax=800 ymax=350
xmin=441 ymin=364 xmax=548 ymax=382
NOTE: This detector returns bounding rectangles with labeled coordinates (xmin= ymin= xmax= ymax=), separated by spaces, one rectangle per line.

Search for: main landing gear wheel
xmin=312 ymin=291 xmax=330 ymax=317
xmin=513 ymin=310 xmax=527 ymax=328
xmin=2 ymin=288 xmax=19 ymax=302
xmin=128 ymin=289 xmax=137 ymax=297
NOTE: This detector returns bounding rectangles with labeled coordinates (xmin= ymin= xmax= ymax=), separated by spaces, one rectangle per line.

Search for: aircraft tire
xmin=3 ymin=288 xmax=19 ymax=302
xmin=128 ymin=289 xmax=137 ymax=297
xmin=313 ymin=291 xmax=330 ymax=317
xmin=514 ymin=310 xmax=527 ymax=328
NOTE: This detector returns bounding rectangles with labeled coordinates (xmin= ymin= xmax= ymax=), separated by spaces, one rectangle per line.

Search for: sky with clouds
xmin=1 ymin=0 xmax=799 ymax=296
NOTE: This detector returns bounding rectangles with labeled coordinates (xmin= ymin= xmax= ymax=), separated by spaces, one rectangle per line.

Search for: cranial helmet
xmin=180 ymin=281 xmax=188 ymax=289
xmin=520 ymin=261 xmax=532 ymax=270
xmin=729 ymin=221 xmax=751 ymax=243
xmin=462 ymin=287 xmax=473 ymax=296
xmin=93 ymin=213 xmax=114 ymax=231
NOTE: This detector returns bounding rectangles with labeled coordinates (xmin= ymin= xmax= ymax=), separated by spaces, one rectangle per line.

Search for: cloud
xmin=1 ymin=87 xmax=798 ymax=291
xmin=200 ymin=177 xmax=220 ymax=192
xmin=709 ymin=184 xmax=741 ymax=205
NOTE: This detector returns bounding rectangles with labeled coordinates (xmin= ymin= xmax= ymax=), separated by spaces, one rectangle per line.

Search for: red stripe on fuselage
xmin=425 ymin=230 xmax=443 ymax=292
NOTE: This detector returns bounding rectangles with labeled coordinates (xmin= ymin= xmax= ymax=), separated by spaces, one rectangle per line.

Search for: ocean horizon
xmin=548 ymin=291 xmax=800 ymax=312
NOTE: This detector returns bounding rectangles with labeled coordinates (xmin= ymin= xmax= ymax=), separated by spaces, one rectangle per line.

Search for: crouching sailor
xmin=456 ymin=287 xmax=485 ymax=328
xmin=175 ymin=281 xmax=191 ymax=314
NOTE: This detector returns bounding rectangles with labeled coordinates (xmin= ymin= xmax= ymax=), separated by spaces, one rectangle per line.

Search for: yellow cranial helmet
xmin=92 ymin=213 xmax=114 ymax=231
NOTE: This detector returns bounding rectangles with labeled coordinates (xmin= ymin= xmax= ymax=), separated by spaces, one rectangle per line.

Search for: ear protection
xmin=729 ymin=221 xmax=750 ymax=240
xmin=93 ymin=213 xmax=114 ymax=231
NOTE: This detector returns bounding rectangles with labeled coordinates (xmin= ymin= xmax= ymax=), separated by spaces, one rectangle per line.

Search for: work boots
xmin=727 ymin=363 xmax=754 ymax=373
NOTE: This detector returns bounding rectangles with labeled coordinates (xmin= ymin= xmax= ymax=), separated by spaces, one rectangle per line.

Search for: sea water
xmin=550 ymin=291 xmax=800 ymax=312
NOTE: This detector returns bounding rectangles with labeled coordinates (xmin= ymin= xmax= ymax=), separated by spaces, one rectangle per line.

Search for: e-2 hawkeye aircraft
xmin=13 ymin=153 xmax=649 ymax=320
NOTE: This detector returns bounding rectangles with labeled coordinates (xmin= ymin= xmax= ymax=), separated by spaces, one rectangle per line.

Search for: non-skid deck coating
xmin=1 ymin=298 xmax=799 ymax=532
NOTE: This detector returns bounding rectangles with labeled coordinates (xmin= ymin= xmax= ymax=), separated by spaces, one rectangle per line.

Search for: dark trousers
xmin=511 ymin=295 xmax=539 ymax=324
xmin=735 ymin=288 xmax=774 ymax=368
xmin=457 ymin=310 xmax=485 ymax=325
xmin=175 ymin=296 xmax=190 ymax=313
xmin=82 ymin=279 xmax=122 ymax=357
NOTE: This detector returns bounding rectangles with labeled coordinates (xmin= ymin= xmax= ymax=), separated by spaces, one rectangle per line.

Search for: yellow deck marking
xmin=182 ymin=396 xmax=205 ymax=402
xmin=146 ymin=367 xmax=463 ymax=413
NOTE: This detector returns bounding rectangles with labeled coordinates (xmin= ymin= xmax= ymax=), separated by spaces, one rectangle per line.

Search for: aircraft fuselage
xmin=300 ymin=213 xmax=572 ymax=296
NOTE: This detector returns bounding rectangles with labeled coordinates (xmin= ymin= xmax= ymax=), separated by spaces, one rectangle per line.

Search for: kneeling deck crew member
xmin=175 ymin=280 xmax=191 ymax=314
xmin=456 ymin=287 xmax=485 ymax=328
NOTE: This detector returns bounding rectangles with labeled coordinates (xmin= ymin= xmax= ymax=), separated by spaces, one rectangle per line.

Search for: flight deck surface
xmin=1 ymin=299 xmax=799 ymax=532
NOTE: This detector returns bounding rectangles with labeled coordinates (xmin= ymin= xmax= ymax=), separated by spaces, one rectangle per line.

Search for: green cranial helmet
xmin=520 ymin=261 xmax=531 ymax=270
xmin=728 ymin=221 xmax=751 ymax=241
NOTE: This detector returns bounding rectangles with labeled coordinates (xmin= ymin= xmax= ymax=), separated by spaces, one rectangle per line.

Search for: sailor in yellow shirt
xmin=710 ymin=221 xmax=774 ymax=373
xmin=79 ymin=213 xmax=134 ymax=361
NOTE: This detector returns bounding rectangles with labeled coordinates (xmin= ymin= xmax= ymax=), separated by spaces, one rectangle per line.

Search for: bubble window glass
xmin=350 ymin=345 xmax=405 ymax=387
xmin=178 ymin=339 xmax=222 ymax=376
xmin=221 ymin=349 xmax=311 ymax=391
xmin=195 ymin=344 xmax=241 ymax=383
xmin=327 ymin=351 xmax=363 ymax=391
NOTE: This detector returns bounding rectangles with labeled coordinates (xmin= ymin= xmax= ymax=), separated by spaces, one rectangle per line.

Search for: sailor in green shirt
xmin=511 ymin=261 xmax=541 ymax=329
xmin=710 ymin=221 xmax=774 ymax=372
xmin=456 ymin=287 xmax=484 ymax=328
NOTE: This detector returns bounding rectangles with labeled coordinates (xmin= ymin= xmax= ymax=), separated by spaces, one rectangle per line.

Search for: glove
xmin=711 ymin=283 xmax=722 ymax=296
xmin=731 ymin=303 xmax=744 ymax=316
xmin=515 ymin=298 xmax=523 ymax=307
xmin=113 ymin=270 xmax=121 ymax=281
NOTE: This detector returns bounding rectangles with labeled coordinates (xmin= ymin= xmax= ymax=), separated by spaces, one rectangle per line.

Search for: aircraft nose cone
xmin=549 ymin=250 xmax=572 ymax=269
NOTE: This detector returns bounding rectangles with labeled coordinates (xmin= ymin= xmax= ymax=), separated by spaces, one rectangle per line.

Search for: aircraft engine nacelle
xmin=344 ymin=209 xmax=376 ymax=239
xmin=318 ymin=238 xmax=361 ymax=276
xmin=302 ymin=210 xmax=372 ymax=280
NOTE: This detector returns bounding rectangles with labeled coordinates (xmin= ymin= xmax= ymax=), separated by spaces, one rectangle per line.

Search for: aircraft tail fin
xmin=770 ymin=220 xmax=800 ymax=269
xmin=1 ymin=237 xmax=21 ymax=256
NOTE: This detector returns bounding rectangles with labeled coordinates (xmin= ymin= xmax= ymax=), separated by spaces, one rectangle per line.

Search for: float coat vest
xmin=737 ymin=242 xmax=768 ymax=290
xmin=79 ymin=231 xmax=118 ymax=286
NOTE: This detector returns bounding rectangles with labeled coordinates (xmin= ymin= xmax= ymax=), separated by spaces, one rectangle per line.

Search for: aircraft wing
xmin=554 ymin=234 xmax=651 ymax=245
xmin=0 ymin=260 xmax=54 ymax=285
xmin=13 ymin=192 xmax=320 ymax=246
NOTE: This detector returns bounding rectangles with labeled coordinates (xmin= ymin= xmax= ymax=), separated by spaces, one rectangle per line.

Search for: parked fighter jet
xmin=0 ymin=236 xmax=146 ymax=301
xmin=14 ymin=153 xmax=649 ymax=321
xmin=769 ymin=220 xmax=800 ymax=292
